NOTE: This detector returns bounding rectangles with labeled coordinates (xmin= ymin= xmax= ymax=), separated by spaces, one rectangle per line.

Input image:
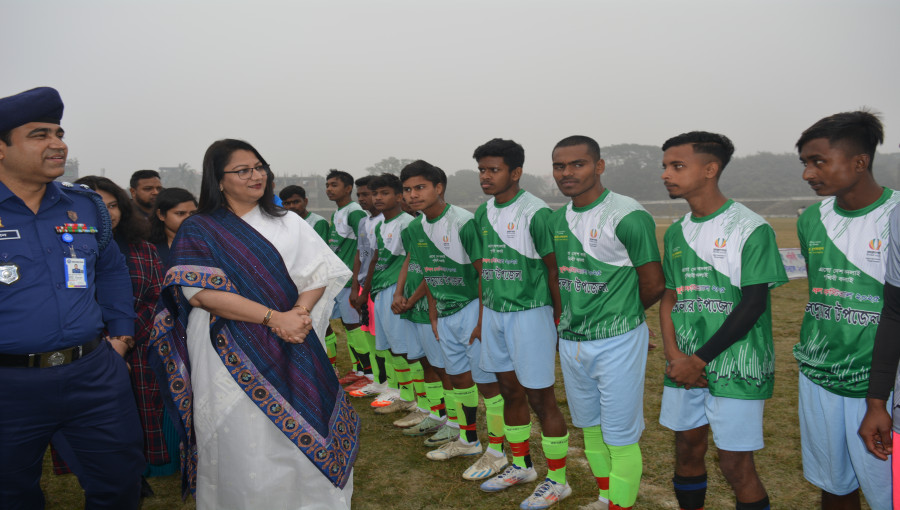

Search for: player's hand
xmin=431 ymin=321 xmax=440 ymax=342
xmin=468 ymin=325 xmax=481 ymax=346
xmin=859 ymin=400 xmax=893 ymax=461
xmin=392 ymin=294 xmax=408 ymax=314
xmin=666 ymin=354 xmax=708 ymax=389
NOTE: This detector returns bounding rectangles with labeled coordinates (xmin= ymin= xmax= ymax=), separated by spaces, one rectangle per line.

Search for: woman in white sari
xmin=150 ymin=139 xmax=356 ymax=510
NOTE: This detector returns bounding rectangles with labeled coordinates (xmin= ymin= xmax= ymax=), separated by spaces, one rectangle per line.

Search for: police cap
xmin=0 ymin=87 xmax=64 ymax=133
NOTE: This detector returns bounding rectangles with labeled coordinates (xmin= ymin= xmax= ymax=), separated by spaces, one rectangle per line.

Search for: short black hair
xmin=553 ymin=135 xmax=601 ymax=161
xmin=279 ymin=185 xmax=307 ymax=200
xmin=399 ymin=160 xmax=447 ymax=188
xmin=326 ymin=169 xmax=354 ymax=187
xmin=0 ymin=130 xmax=10 ymax=145
xmin=796 ymin=110 xmax=885 ymax=171
xmin=355 ymin=175 xmax=374 ymax=188
xmin=130 ymin=169 xmax=161 ymax=190
xmin=369 ymin=173 xmax=402 ymax=193
xmin=472 ymin=138 xmax=525 ymax=171
xmin=662 ymin=131 xmax=735 ymax=172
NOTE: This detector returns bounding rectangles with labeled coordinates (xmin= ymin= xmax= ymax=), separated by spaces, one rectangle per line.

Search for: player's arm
xmin=860 ymin=281 xmax=900 ymax=460
xmin=534 ymin=209 xmax=562 ymax=322
xmin=392 ymin=252 xmax=411 ymax=314
xmin=636 ymin=262 xmax=665 ymax=309
xmin=542 ymin=252 xmax=562 ymax=323
xmin=425 ymin=284 xmax=439 ymax=341
xmin=360 ymin=250 xmax=377 ymax=307
xmin=666 ymin=283 xmax=768 ymax=387
xmin=469 ymin=259 xmax=483 ymax=345
xmin=616 ymin=210 xmax=664 ymax=309
xmin=349 ymin=248 xmax=363 ymax=309
xmin=314 ymin=220 xmax=330 ymax=241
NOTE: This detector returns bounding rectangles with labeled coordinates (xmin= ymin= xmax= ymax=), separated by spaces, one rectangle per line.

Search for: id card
xmin=65 ymin=257 xmax=87 ymax=288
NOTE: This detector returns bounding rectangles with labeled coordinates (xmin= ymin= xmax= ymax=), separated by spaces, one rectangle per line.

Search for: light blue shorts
xmin=373 ymin=285 xmax=411 ymax=354
xmin=480 ymin=306 xmax=557 ymax=389
xmin=558 ymin=322 xmax=648 ymax=446
xmin=408 ymin=320 xmax=445 ymax=368
xmin=330 ymin=287 xmax=360 ymax=324
xmin=798 ymin=372 xmax=892 ymax=509
xmin=436 ymin=300 xmax=497 ymax=384
xmin=659 ymin=386 xmax=765 ymax=451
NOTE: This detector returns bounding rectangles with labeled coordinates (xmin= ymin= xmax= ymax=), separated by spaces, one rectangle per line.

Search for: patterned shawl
xmin=148 ymin=208 xmax=358 ymax=497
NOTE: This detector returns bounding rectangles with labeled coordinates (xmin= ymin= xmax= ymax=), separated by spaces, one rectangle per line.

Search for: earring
xmin=219 ymin=185 xmax=224 ymax=192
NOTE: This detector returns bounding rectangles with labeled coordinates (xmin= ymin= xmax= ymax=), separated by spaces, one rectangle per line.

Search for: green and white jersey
xmin=406 ymin=204 xmax=481 ymax=318
xmin=476 ymin=190 xmax=554 ymax=312
xmin=401 ymin=225 xmax=430 ymax=324
xmin=357 ymin=213 xmax=383 ymax=285
xmin=303 ymin=211 xmax=330 ymax=241
xmin=327 ymin=202 xmax=367 ymax=287
xmin=795 ymin=188 xmax=900 ymax=397
xmin=371 ymin=212 xmax=414 ymax=297
xmin=663 ymin=200 xmax=788 ymax=400
xmin=551 ymin=190 xmax=660 ymax=341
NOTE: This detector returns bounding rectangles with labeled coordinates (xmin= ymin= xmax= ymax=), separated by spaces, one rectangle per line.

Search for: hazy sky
xmin=5 ymin=0 xmax=899 ymax=185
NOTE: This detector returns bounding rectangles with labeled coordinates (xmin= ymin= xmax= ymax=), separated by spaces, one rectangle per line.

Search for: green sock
xmin=542 ymin=433 xmax=569 ymax=485
xmin=424 ymin=381 xmax=445 ymax=418
xmin=324 ymin=333 xmax=337 ymax=368
xmin=607 ymin=443 xmax=642 ymax=509
xmin=409 ymin=361 xmax=426 ymax=409
xmin=506 ymin=422 xmax=532 ymax=468
xmin=347 ymin=328 xmax=367 ymax=366
xmin=443 ymin=386 xmax=458 ymax=425
xmin=583 ymin=426 xmax=611 ymax=502
xmin=483 ymin=394 xmax=505 ymax=454
xmin=455 ymin=385 xmax=479 ymax=443
xmin=392 ymin=355 xmax=412 ymax=401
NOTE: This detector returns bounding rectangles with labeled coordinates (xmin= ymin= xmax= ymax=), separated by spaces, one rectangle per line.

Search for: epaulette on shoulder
xmin=59 ymin=182 xmax=113 ymax=252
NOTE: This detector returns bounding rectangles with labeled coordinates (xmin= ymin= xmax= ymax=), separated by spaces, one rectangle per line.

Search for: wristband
xmin=262 ymin=309 xmax=274 ymax=326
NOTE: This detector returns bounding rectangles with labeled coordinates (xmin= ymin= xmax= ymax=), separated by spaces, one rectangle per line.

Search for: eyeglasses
xmin=222 ymin=164 xmax=270 ymax=180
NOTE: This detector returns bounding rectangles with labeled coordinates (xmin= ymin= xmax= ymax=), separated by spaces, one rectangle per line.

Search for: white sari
xmin=182 ymin=206 xmax=352 ymax=510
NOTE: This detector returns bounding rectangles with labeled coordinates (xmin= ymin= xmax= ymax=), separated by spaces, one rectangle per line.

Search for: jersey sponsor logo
xmin=442 ymin=235 xmax=450 ymax=249
xmin=713 ymin=237 xmax=727 ymax=259
xmin=867 ymin=238 xmax=883 ymax=263
xmin=506 ymin=222 xmax=517 ymax=239
xmin=588 ymin=228 xmax=599 ymax=247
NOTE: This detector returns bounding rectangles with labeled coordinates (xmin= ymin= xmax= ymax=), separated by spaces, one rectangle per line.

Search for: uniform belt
xmin=0 ymin=337 xmax=103 ymax=368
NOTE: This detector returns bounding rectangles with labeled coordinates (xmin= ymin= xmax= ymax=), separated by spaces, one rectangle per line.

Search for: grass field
xmin=39 ymin=217 xmax=875 ymax=509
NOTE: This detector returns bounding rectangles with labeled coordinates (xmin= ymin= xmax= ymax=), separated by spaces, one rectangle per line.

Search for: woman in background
xmin=149 ymin=187 xmax=197 ymax=267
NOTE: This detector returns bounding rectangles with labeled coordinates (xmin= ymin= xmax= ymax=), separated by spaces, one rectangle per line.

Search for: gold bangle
xmin=294 ymin=304 xmax=311 ymax=314
xmin=262 ymin=309 xmax=274 ymax=326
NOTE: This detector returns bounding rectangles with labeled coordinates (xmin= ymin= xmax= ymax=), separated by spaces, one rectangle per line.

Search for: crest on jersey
xmin=589 ymin=228 xmax=599 ymax=247
xmin=713 ymin=238 xmax=727 ymax=259
xmin=506 ymin=222 xmax=517 ymax=239
xmin=867 ymin=238 xmax=884 ymax=263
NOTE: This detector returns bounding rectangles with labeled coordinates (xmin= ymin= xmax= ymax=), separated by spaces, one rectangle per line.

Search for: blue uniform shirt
xmin=0 ymin=181 xmax=135 ymax=354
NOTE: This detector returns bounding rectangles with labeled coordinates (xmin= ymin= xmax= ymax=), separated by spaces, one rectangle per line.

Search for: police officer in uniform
xmin=0 ymin=87 xmax=143 ymax=509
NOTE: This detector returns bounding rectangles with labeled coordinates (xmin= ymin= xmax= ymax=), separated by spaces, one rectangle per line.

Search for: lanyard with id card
xmin=61 ymin=233 xmax=87 ymax=288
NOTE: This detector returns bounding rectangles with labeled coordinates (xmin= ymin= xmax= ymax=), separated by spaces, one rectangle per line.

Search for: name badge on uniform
xmin=60 ymin=233 xmax=87 ymax=289
xmin=65 ymin=258 xmax=87 ymax=288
